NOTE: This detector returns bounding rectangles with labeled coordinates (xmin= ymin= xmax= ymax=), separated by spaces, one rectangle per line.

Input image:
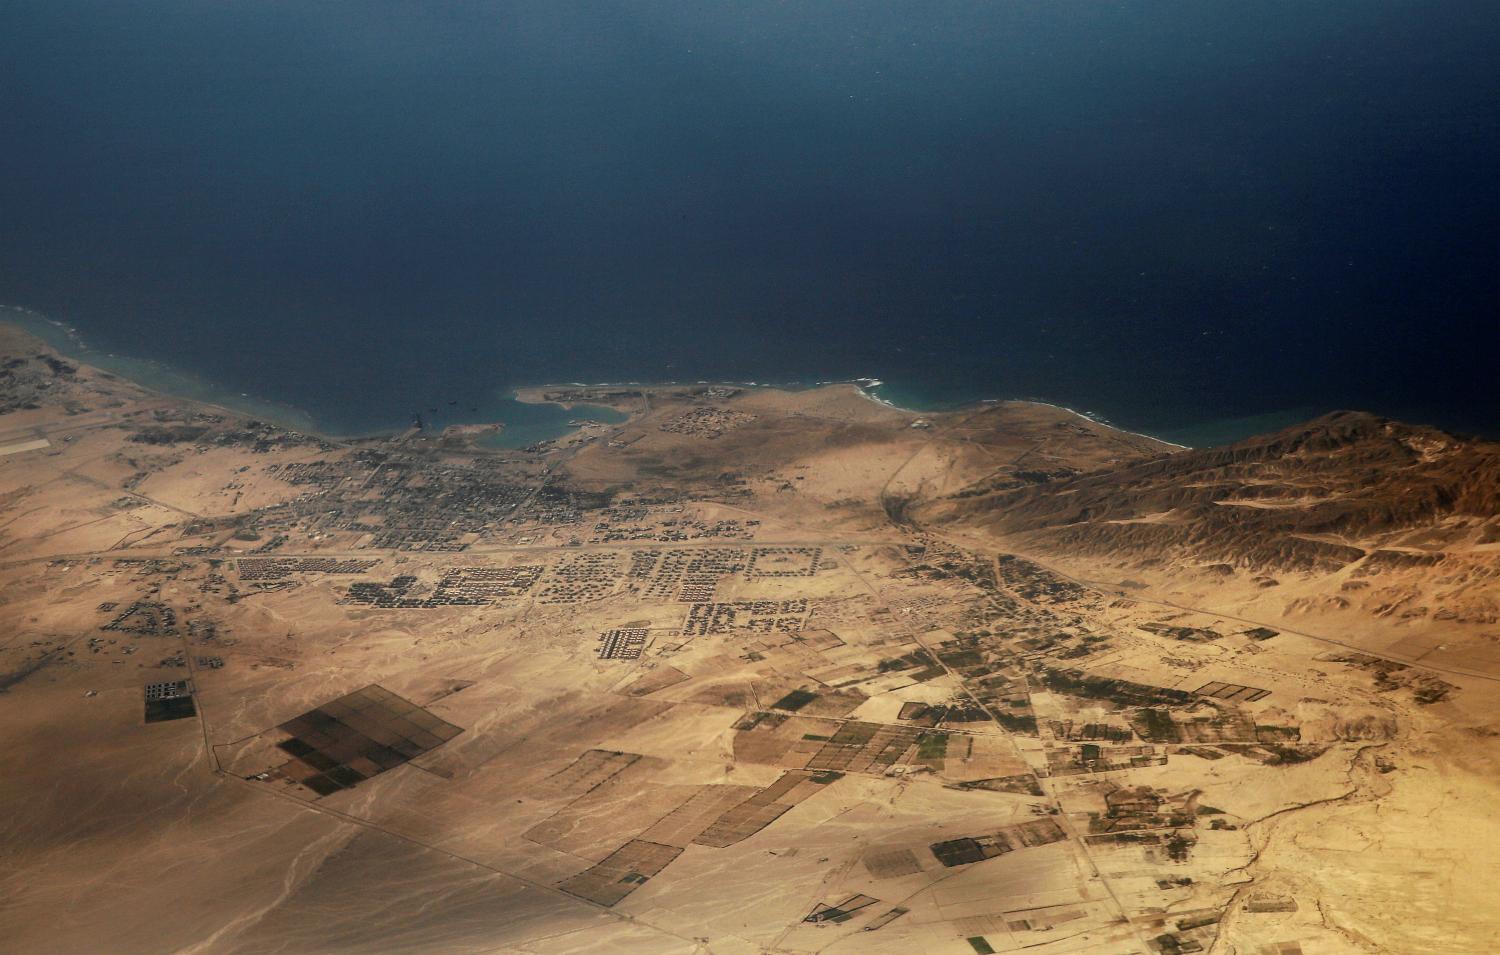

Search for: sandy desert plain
xmin=1 ymin=320 xmax=1499 ymax=954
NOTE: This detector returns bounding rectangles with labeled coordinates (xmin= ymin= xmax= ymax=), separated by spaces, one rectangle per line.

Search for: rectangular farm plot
xmin=274 ymin=685 xmax=462 ymax=797
xmin=543 ymin=750 xmax=642 ymax=796
xmin=692 ymin=770 xmax=838 ymax=847
xmin=1194 ymin=681 xmax=1271 ymax=703
xmin=557 ymin=839 xmax=682 ymax=907
xmin=805 ymin=894 xmax=879 ymax=924
xmin=804 ymin=721 xmax=924 ymax=774
xmin=930 ymin=818 xmax=1068 ymax=868
xmin=524 ymin=778 xmax=691 ymax=859
xmin=730 ymin=712 xmax=844 ymax=768
xmin=637 ymin=784 xmax=761 ymax=848
xmin=863 ymin=848 xmax=924 ymax=879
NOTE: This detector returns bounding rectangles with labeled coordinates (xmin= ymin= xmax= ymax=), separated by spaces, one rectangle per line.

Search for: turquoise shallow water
xmin=0 ymin=307 xmax=1457 ymax=453
xmin=474 ymin=400 xmax=627 ymax=450
xmin=861 ymin=380 xmax=977 ymax=414
xmin=7 ymin=307 xmax=321 ymax=432
xmin=7 ymin=307 xmax=625 ymax=447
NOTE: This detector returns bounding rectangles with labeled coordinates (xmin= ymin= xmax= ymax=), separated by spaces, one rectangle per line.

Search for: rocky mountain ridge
xmin=927 ymin=410 xmax=1500 ymax=574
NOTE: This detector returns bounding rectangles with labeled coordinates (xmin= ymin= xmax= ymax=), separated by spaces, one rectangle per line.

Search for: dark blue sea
xmin=3 ymin=2 xmax=1497 ymax=445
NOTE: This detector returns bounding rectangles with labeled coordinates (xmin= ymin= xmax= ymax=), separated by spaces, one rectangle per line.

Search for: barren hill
xmin=926 ymin=410 xmax=1500 ymax=574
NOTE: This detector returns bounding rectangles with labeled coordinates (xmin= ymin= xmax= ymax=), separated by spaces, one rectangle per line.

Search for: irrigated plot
xmin=804 ymin=721 xmax=923 ymax=774
xmin=692 ymin=769 xmax=839 ymax=847
xmin=930 ymin=818 xmax=1069 ymax=867
xmin=805 ymin=894 xmax=879 ymax=924
xmin=1194 ymin=681 xmax=1271 ymax=703
xmin=272 ymin=685 xmax=462 ymax=797
xmin=730 ymin=711 xmax=844 ymax=767
xmin=557 ymin=839 xmax=683 ymax=907
xmin=637 ymin=784 xmax=761 ymax=848
xmin=863 ymin=848 xmax=924 ymax=879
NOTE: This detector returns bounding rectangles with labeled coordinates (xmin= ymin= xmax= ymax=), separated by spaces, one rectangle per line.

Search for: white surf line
xmin=854 ymin=389 xmax=906 ymax=412
xmin=850 ymin=380 xmax=1189 ymax=448
xmin=1023 ymin=399 xmax=1191 ymax=450
xmin=848 ymin=377 xmax=921 ymax=414
xmin=0 ymin=437 xmax=50 ymax=456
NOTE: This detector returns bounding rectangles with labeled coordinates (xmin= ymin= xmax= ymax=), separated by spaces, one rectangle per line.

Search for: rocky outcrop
xmin=927 ymin=411 xmax=1500 ymax=573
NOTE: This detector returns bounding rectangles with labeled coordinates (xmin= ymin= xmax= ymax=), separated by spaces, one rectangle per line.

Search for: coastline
xmin=1016 ymin=400 xmax=1190 ymax=450
xmin=3 ymin=306 xmax=1198 ymax=451
xmin=1 ymin=305 xmax=324 ymax=435
xmin=10 ymin=305 xmax=1479 ymax=450
xmin=0 ymin=308 xmax=618 ymax=448
xmin=856 ymin=378 xmax=1192 ymax=449
xmin=513 ymin=375 xmax=1195 ymax=450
